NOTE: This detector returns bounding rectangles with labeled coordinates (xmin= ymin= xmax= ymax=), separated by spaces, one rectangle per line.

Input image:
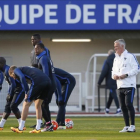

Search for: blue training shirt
xmin=2 ymin=65 xmax=16 ymax=95
xmin=14 ymin=66 xmax=51 ymax=94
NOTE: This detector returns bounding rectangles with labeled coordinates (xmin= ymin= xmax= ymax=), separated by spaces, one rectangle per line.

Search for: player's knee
xmin=4 ymin=109 xmax=11 ymax=114
xmin=35 ymin=102 xmax=42 ymax=110
xmin=121 ymin=105 xmax=127 ymax=111
xmin=126 ymin=103 xmax=133 ymax=110
xmin=42 ymin=102 xmax=49 ymax=110
xmin=44 ymin=98 xmax=50 ymax=105
xmin=10 ymin=104 xmax=18 ymax=113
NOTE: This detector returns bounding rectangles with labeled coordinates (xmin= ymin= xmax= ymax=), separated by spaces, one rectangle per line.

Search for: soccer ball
xmin=51 ymin=120 xmax=58 ymax=130
xmin=65 ymin=118 xmax=74 ymax=129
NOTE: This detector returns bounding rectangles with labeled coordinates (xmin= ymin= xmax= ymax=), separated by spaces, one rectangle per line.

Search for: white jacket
xmin=112 ymin=49 xmax=140 ymax=89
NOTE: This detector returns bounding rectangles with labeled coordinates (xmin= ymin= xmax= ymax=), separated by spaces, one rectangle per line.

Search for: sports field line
xmin=1 ymin=114 xmax=140 ymax=117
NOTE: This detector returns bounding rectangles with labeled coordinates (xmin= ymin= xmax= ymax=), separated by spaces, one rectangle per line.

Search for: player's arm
xmin=98 ymin=60 xmax=108 ymax=85
xmin=6 ymin=73 xmax=16 ymax=102
xmin=0 ymin=71 xmax=4 ymax=90
xmin=40 ymin=56 xmax=49 ymax=76
xmin=14 ymin=68 xmax=29 ymax=93
xmin=8 ymin=76 xmax=16 ymax=96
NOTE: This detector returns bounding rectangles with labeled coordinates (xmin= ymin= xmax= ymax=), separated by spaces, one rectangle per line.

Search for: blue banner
xmin=0 ymin=0 xmax=140 ymax=30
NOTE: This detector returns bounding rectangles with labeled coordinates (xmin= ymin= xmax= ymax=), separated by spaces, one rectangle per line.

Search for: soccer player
xmin=30 ymin=34 xmax=76 ymax=129
xmin=34 ymin=42 xmax=57 ymax=131
xmin=9 ymin=66 xmax=51 ymax=133
xmin=0 ymin=57 xmax=25 ymax=130
xmin=55 ymin=68 xmax=76 ymax=129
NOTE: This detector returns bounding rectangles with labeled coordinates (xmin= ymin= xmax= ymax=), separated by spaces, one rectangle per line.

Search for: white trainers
xmin=119 ymin=126 xmax=129 ymax=132
xmin=127 ymin=125 xmax=136 ymax=132
xmin=57 ymin=126 xmax=66 ymax=130
xmin=116 ymin=109 xmax=121 ymax=114
xmin=105 ymin=108 xmax=109 ymax=114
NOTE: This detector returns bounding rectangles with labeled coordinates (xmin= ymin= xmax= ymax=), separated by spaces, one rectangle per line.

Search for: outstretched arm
xmin=14 ymin=68 xmax=29 ymax=93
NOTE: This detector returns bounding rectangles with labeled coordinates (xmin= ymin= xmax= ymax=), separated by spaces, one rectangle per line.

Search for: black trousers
xmin=41 ymin=75 xmax=58 ymax=122
xmin=118 ymin=87 xmax=135 ymax=126
xmin=55 ymin=68 xmax=76 ymax=125
xmin=106 ymin=89 xmax=120 ymax=109
xmin=41 ymin=77 xmax=57 ymax=123
xmin=41 ymin=90 xmax=54 ymax=123
xmin=4 ymin=89 xmax=25 ymax=115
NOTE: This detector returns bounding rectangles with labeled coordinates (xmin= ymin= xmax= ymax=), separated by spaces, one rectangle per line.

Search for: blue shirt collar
xmin=36 ymin=51 xmax=46 ymax=59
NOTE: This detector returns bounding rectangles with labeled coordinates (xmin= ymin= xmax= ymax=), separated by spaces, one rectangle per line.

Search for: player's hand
xmin=119 ymin=74 xmax=127 ymax=79
xmin=113 ymin=75 xmax=119 ymax=80
xmin=6 ymin=94 xmax=13 ymax=102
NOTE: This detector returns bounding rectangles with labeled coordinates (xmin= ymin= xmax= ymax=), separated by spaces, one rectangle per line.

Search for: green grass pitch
xmin=0 ymin=117 xmax=140 ymax=140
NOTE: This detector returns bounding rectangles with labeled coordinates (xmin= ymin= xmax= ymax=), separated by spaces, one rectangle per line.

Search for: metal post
xmin=137 ymin=85 xmax=140 ymax=112
xmin=98 ymin=86 xmax=100 ymax=112
xmin=92 ymin=56 xmax=96 ymax=112
xmin=79 ymin=73 xmax=82 ymax=111
xmin=105 ymin=88 xmax=107 ymax=109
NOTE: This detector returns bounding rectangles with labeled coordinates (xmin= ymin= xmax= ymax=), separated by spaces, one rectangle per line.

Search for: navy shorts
xmin=25 ymin=81 xmax=51 ymax=102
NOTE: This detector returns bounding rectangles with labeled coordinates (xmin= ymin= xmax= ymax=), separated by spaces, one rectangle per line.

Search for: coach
xmin=112 ymin=39 xmax=140 ymax=133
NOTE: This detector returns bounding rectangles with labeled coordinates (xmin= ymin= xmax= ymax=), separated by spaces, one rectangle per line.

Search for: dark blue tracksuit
xmin=36 ymin=51 xmax=56 ymax=96
xmin=1 ymin=65 xmax=24 ymax=118
xmin=98 ymin=53 xmax=120 ymax=110
xmin=55 ymin=68 xmax=76 ymax=125
xmin=36 ymin=51 xmax=57 ymax=123
xmin=14 ymin=66 xmax=51 ymax=102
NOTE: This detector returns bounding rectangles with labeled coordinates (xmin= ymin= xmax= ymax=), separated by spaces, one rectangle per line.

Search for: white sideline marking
xmin=1 ymin=114 xmax=140 ymax=117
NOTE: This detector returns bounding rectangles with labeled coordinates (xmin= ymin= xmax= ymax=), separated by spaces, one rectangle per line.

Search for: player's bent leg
xmin=0 ymin=105 xmax=11 ymax=130
xmin=11 ymin=101 xmax=32 ymax=133
xmin=10 ymin=110 xmax=26 ymax=131
xmin=34 ymin=99 xmax=43 ymax=132
xmin=0 ymin=112 xmax=11 ymax=129
xmin=21 ymin=101 xmax=32 ymax=120
xmin=34 ymin=99 xmax=43 ymax=119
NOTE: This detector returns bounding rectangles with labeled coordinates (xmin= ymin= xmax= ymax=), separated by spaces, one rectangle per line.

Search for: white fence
xmin=85 ymin=53 xmax=140 ymax=112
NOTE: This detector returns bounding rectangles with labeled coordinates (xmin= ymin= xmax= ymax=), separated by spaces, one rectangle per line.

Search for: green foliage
xmin=0 ymin=117 xmax=140 ymax=140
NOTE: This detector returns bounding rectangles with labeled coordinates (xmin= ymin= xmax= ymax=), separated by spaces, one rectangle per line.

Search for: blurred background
xmin=0 ymin=0 xmax=140 ymax=114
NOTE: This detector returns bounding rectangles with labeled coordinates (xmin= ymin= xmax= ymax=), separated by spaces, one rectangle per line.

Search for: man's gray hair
xmin=114 ymin=39 xmax=126 ymax=48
